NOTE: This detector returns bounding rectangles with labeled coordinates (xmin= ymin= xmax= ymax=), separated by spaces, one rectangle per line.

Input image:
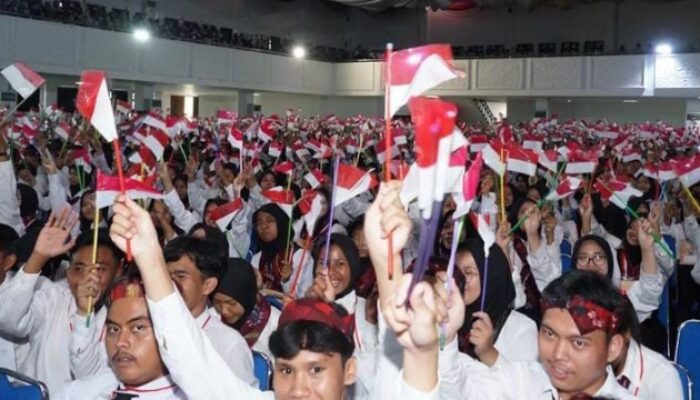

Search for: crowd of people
xmin=0 ymin=0 xmax=380 ymax=62
xmin=0 ymin=101 xmax=698 ymax=400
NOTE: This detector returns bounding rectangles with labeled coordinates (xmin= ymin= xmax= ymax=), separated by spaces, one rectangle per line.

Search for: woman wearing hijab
xmin=305 ymin=233 xmax=378 ymax=400
xmin=213 ymin=258 xmax=281 ymax=359
xmin=454 ymin=239 xmax=538 ymax=366
xmin=251 ymin=203 xmax=314 ymax=298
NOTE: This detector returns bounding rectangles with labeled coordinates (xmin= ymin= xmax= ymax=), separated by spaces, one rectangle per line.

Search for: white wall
xmin=198 ymin=94 xmax=239 ymax=118
xmin=257 ymin=92 xmax=383 ymax=118
xmin=427 ymin=0 xmax=700 ymax=53
xmin=549 ymin=99 xmax=687 ymax=125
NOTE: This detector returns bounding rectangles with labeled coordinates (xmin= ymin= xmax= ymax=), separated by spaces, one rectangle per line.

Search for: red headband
xmin=541 ymin=295 xmax=620 ymax=335
xmin=279 ymin=298 xmax=355 ymax=340
xmin=109 ymin=280 xmax=145 ymax=302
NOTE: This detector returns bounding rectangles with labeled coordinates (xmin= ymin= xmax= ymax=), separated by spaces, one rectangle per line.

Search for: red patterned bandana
xmin=109 ymin=280 xmax=145 ymax=303
xmin=541 ymin=295 xmax=620 ymax=335
xmin=279 ymin=298 xmax=355 ymax=340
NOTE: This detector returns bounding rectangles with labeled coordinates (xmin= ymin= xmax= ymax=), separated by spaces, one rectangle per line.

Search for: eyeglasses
xmin=462 ymin=269 xmax=479 ymax=284
xmin=576 ymin=253 xmax=608 ymax=265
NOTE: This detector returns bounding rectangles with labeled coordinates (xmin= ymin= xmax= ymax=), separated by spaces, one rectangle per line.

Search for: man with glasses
xmin=0 ymin=208 xmax=123 ymax=395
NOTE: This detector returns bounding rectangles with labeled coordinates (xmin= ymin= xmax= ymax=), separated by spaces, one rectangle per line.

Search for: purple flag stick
xmin=321 ymin=157 xmax=340 ymax=271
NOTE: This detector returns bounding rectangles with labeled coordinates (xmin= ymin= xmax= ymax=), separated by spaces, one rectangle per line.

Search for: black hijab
xmin=253 ymin=203 xmax=290 ymax=263
xmin=572 ymin=234 xmax=615 ymax=280
xmin=314 ymin=233 xmax=362 ymax=300
xmin=217 ymin=258 xmax=258 ymax=330
xmin=458 ymin=239 xmax=515 ymax=357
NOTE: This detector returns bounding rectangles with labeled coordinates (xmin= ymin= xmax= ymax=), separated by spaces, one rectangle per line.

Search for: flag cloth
xmin=95 ymin=172 xmax=162 ymax=209
xmin=538 ymin=149 xmax=559 ymax=173
xmin=116 ymin=100 xmax=132 ymax=116
xmin=594 ymin=178 xmax=643 ymax=211
xmin=54 ymin=122 xmax=72 ymax=141
xmin=642 ymin=161 xmax=676 ymax=182
xmin=142 ymin=112 xmax=167 ymax=132
xmin=228 ymin=128 xmax=243 ymax=150
xmin=565 ymin=150 xmax=597 ymax=175
xmin=209 ymin=198 xmax=244 ymax=231
xmin=469 ymin=212 xmax=495 ymax=256
xmin=407 ymin=97 xmax=460 ymax=219
xmin=261 ymin=187 xmax=295 ymax=217
xmin=387 ymin=44 xmax=464 ymax=117
xmin=217 ymin=110 xmax=237 ymax=125
xmin=1 ymin=62 xmax=45 ymax=98
xmin=672 ymin=155 xmax=700 ymax=188
xmin=453 ymin=153 xmax=483 ymax=219
xmin=76 ymin=70 xmax=118 ymax=142
xmin=481 ymin=140 xmax=506 ymax=177
xmin=297 ymin=190 xmax=324 ymax=236
xmin=546 ymin=177 xmax=582 ymax=201
xmin=142 ymin=129 xmax=170 ymax=161
xmin=273 ymin=161 xmax=295 ymax=175
xmin=334 ymin=164 xmax=373 ymax=207
xmin=506 ymin=143 xmax=538 ymax=177
xmin=304 ymin=169 xmax=327 ymax=190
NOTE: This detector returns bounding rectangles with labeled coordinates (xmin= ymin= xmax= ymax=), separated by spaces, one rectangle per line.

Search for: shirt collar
xmin=118 ymin=375 xmax=178 ymax=394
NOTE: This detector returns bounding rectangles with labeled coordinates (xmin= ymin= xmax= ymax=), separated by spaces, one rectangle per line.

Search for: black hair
xmin=187 ymin=223 xmax=229 ymax=258
xmin=17 ymin=183 xmax=38 ymax=219
xmin=71 ymin=229 xmax=123 ymax=265
xmin=269 ymin=304 xmax=355 ymax=364
xmin=347 ymin=216 xmax=365 ymax=237
xmin=0 ymin=224 xmax=19 ymax=256
xmin=572 ymin=235 xmax=615 ymax=280
xmin=164 ymin=236 xmax=226 ymax=282
xmin=222 ymin=163 xmax=238 ymax=176
xmin=541 ymin=270 xmax=625 ymax=340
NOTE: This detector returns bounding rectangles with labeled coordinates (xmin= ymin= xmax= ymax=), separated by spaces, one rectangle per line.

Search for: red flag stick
xmin=384 ymin=42 xmax=394 ymax=280
xmin=112 ymin=140 xmax=132 ymax=261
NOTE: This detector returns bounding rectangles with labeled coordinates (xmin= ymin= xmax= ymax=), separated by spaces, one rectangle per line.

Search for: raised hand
xmin=305 ymin=269 xmax=335 ymax=303
xmin=75 ymin=269 xmax=101 ymax=316
xmin=40 ymin=148 xmax=59 ymax=174
xmin=637 ymin=218 xmax=656 ymax=251
xmin=495 ymin=220 xmax=511 ymax=254
xmin=279 ymin=260 xmax=293 ymax=282
xmin=433 ymin=271 xmax=466 ymax=343
xmin=364 ymin=181 xmax=412 ymax=266
xmin=522 ymin=204 xmax=542 ymax=236
xmin=109 ymin=195 xmax=161 ymax=263
xmin=469 ymin=311 xmax=498 ymax=365
xmin=33 ymin=208 xmax=78 ymax=259
xmin=579 ymin=194 xmax=593 ymax=220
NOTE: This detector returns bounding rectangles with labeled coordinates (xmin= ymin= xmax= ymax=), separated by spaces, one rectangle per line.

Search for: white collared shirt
xmin=439 ymin=337 xmax=636 ymax=399
xmin=55 ymin=372 xmax=186 ymax=399
xmin=250 ymin=306 xmax=281 ymax=360
xmin=616 ymin=338 xmax=683 ymax=399
xmin=147 ymin=288 xmax=433 ymax=400
xmin=0 ymin=267 xmax=107 ymax=395
xmin=195 ymin=307 xmax=258 ymax=387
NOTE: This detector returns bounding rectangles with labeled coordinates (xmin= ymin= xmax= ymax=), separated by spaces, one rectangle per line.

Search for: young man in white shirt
xmin=107 ymin=194 xmax=437 ymax=400
xmin=0 ymin=224 xmax=20 ymax=371
xmin=365 ymin=180 xmax=635 ymax=400
xmin=0 ymin=208 xmax=123 ymax=395
xmin=163 ymin=236 xmax=257 ymax=387
xmin=56 ymin=278 xmax=186 ymax=399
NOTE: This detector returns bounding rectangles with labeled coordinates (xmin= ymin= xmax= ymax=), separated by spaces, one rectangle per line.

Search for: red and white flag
xmin=375 ymin=137 xmax=398 ymax=164
xmin=227 ymin=128 xmax=243 ymax=150
xmin=216 ymin=110 xmax=237 ymax=126
xmin=538 ymin=149 xmax=559 ymax=173
xmin=522 ymin=133 xmax=543 ymax=151
xmin=142 ymin=112 xmax=167 ymax=132
xmin=334 ymin=164 xmax=373 ymax=207
xmin=95 ymin=172 xmax=162 ymax=209
xmin=258 ymin=120 xmax=276 ymax=143
xmin=262 ymin=187 xmax=295 ymax=217
xmin=469 ymin=135 xmax=488 ymax=153
xmin=621 ymin=148 xmax=642 ymax=164
xmin=116 ymin=100 xmax=132 ymax=116
xmin=481 ymin=140 xmax=507 ymax=176
xmin=304 ymin=169 xmax=328 ymax=189
xmin=76 ymin=70 xmax=118 ymax=142
xmin=672 ymin=155 xmax=700 ymax=187
xmin=387 ymin=44 xmax=464 ymax=117
xmin=594 ymin=178 xmax=642 ymax=211
xmin=469 ymin=212 xmax=495 ymax=256
xmin=128 ymin=147 xmax=157 ymax=172
xmin=546 ymin=177 xmax=582 ymax=201
xmin=565 ymin=150 xmax=597 ymax=175
xmin=268 ymin=141 xmax=283 ymax=158
xmin=209 ymin=198 xmax=244 ymax=231
xmin=142 ymin=129 xmax=170 ymax=161
xmin=297 ymin=190 xmax=324 ymax=236
xmin=72 ymin=148 xmax=93 ymax=174
xmin=273 ymin=161 xmax=294 ymax=175
xmin=1 ymin=62 xmax=45 ymax=98
xmin=506 ymin=143 xmax=538 ymax=177
xmin=400 ymin=97 xmax=460 ymax=218
xmin=453 ymin=153 xmax=483 ymax=219
xmin=642 ymin=161 xmax=676 ymax=182
xmin=54 ymin=121 xmax=72 ymax=141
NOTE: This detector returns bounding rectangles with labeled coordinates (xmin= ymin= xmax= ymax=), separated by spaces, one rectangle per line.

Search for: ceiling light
xmin=292 ymin=46 xmax=306 ymax=59
xmin=655 ymin=43 xmax=672 ymax=55
xmin=133 ymin=28 xmax=151 ymax=42
xmin=623 ymin=99 xmax=639 ymax=103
